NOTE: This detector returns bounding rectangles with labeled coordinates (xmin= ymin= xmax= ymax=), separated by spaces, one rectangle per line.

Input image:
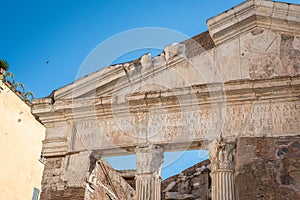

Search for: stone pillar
xmin=135 ymin=145 xmax=164 ymax=200
xmin=210 ymin=140 xmax=236 ymax=200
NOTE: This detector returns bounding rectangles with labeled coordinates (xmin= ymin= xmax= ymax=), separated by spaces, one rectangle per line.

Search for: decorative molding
xmin=32 ymin=76 xmax=300 ymax=124
xmin=207 ymin=0 xmax=300 ymax=45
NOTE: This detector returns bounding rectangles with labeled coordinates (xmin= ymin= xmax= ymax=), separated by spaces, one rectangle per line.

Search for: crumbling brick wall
xmin=40 ymin=156 xmax=86 ymax=200
xmin=161 ymin=159 xmax=211 ymax=200
xmin=85 ymin=158 xmax=135 ymax=200
xmin=235 ymin=137 xmax=300 ymax=200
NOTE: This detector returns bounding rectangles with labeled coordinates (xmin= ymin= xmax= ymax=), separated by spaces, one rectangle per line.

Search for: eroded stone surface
xmin=280 ymin=34 xmax=300 ymax=76
xmin=276 ymin=141 xmax=300 ymax=191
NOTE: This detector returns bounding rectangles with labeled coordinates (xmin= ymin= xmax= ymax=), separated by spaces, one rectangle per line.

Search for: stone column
xmin=135 ymin=145 xmax=164 ymax=200
xmin=210 ymin=140 xmax=236 ymax=200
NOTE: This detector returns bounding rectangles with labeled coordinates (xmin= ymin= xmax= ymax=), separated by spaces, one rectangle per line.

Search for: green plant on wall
xmin=12 ymin=82 xmax=25 ymax=93
xmin=0 ymin=73 xmax=4 ymax=81
xmin=0 ymin=59 xmax=10 ymax=81
xmin=3 ymin=71 xmax=15 ymax=83
xmin=0 ymin=59 xmax=9 ymax=71
xmin=23 ymin=92 xmax=34 ymax=102
xmin=0 ymin=59 xmax=35 ymax=102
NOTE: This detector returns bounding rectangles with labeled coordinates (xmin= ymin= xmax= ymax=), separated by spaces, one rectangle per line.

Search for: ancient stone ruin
xmin=32 ymin=0 xmax=300 ymax=199
xmin=161 ymin=159 xmax=211 ymax=199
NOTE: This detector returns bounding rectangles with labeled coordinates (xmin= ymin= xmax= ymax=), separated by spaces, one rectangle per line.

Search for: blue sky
xmin=2 ymin=0 xmax=299 ymax=98
xmin=2 ymin=0 xmax=299 ymax=179
xmin=2 ymin=0 xmax=250 ymax=98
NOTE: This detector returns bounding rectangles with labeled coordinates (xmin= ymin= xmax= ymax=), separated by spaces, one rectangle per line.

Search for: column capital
xmin=210 ymin=139 xmax=236 ymax=172
xmin=135 ymin=145 xmax=164 ymax=200
xmin=136 ymin=145 xmax=164 ymax=175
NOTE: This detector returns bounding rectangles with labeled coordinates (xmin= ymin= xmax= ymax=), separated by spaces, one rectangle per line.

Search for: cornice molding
xmin=207 ymin=0 xmax=300 ymax=45
xmin=53 ymin=49 xmax=185 ymax=100
xmin=32 ymin=75 xmax=300 ymax=125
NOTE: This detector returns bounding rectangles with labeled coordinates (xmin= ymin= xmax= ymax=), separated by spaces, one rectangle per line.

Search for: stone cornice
xmin=54 ymin=63 xmax=126 ymax=99
xmin=53 ymin=50 xmax=185 ymax=100
xmin=207 ymin=0 xmax=300 ymax=45
xmin=32 ymin=75 xmax=300 ymax=125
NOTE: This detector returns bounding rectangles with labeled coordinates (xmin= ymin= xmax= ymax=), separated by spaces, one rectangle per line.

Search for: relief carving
xmin=244 ymin=31 xmax=300 ymax=79
xmin=280 ymin=34 xmax=300 ymax=76
xmin=249 ymin=55 xmax=279 ymax=79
